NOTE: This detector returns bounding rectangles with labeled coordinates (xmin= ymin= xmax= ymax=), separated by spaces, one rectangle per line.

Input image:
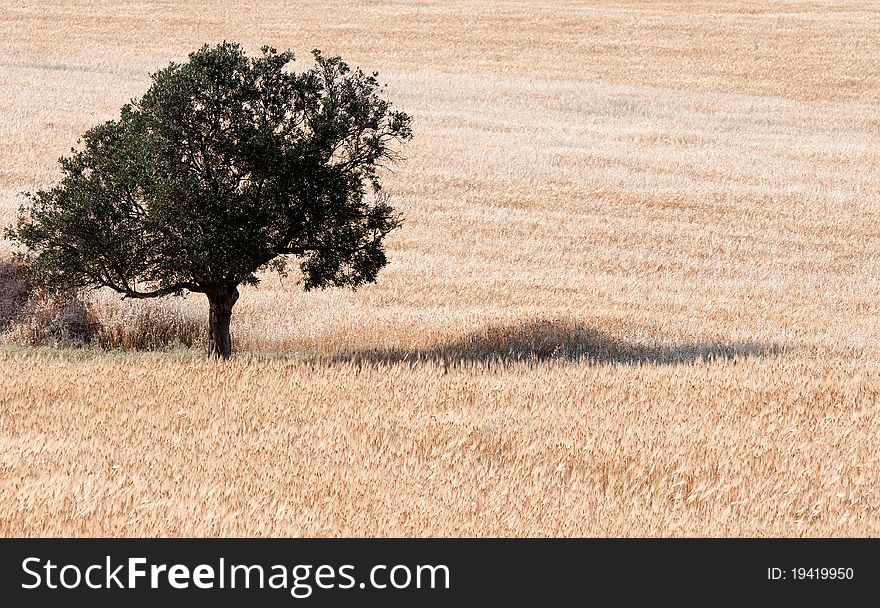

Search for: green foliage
xmin=7 ymin=41 xmax=412 ymax=299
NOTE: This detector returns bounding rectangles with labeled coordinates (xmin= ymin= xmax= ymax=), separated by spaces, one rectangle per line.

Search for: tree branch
xmin=106 ymin=281 xmax=204 ymax=299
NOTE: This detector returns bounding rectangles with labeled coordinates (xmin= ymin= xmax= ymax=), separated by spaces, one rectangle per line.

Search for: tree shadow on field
xmin=335 ymin=319 xmax=782 ymax=367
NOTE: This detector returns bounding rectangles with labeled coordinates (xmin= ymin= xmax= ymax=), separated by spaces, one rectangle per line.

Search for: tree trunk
xmin=206 ymin=285 xmax=239 ymax=359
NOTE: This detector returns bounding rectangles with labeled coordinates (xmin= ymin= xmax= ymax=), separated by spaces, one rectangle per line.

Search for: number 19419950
xmin=768 ymin=567 xmax=854 ymax=581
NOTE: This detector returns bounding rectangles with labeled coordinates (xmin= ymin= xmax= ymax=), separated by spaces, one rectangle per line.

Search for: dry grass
xmin=2 ymin=351 xmax=877 ymax=536
xmin=2 ymin=0 xmax=880 ymax=536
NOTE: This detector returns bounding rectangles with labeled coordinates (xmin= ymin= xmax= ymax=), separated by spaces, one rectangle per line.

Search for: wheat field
xmin=1 ymin=0 xmax=879 ymax=536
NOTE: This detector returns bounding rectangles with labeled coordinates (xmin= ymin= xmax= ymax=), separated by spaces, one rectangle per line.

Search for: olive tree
xmin=6 ymin=42 xmax=412 ymax=358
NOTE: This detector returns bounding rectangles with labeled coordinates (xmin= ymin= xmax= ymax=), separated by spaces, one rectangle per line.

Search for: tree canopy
xmin=7 ymin=42 xmax=412 ymax=357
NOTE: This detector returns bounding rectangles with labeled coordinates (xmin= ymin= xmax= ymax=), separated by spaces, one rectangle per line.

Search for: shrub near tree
xmin=6 ymin=42 xmax=412 ymax=358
